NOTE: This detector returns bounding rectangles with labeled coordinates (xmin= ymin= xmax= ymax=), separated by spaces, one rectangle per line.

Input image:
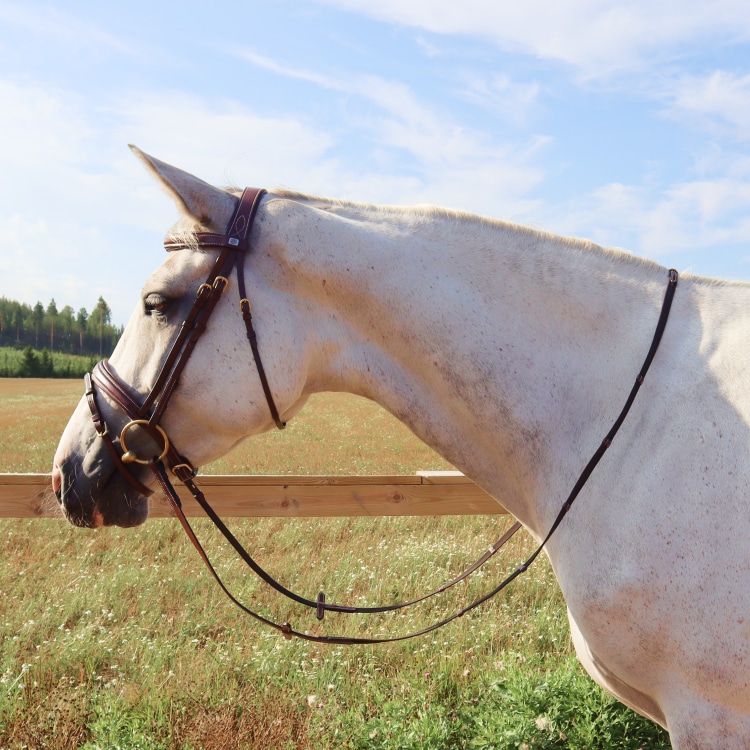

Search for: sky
xmin=2 ymin=0 xmax=750 ymax=325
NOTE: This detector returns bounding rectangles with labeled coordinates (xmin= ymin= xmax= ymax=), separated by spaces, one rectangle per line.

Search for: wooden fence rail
xmin=0 ymin=471 xmax=506 ymax=519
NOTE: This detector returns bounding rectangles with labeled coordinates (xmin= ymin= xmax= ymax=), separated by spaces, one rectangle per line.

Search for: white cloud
xmin=355 ymin=74 xmax=548 ymax=213
xmin=664 ymin=71 xmax=750 ymax=141
xmin=316 ymin=0 xmax=750 ymax=76
xmin=0 ymin=79 xmax=93 ymax=167
xmin=0 ymin=1 xmax=142 ymax=59
xmin=0 ymin=80 xmax=345 ymax=323
xmin=233 ymin=50 xmax=548 ymax=214
xmin=234 ymin=47 xmax=486 ymax=170
xmin=0 ymin=54 xmax=551 ymax=323
xmin=6 ymin=1 xmax=748 ymax=326
xmin=0 ymin=215 xmax=106 ymax=313
xmin=112 ymin=91 xmax=338 ymax=197
xmin=233 ymin=49 xmax=348 ymax=92
xmin=0 ymin=79 xmax=119 ymax=312
xmin=542 ymin=176 xmax=750 ymax=275
xmin=458 ymin=72 xmax=541 ymax=124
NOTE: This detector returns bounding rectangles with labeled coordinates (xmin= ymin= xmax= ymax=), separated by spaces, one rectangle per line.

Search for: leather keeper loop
xmin=317 ymin=591 xmax=326 ymax=621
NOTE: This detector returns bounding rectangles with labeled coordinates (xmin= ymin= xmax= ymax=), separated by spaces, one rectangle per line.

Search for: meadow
xmin=0 ymin=379 xmax=670 ymax=749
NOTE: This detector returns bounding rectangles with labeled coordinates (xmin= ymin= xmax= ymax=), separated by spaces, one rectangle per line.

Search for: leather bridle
xmin=83 ymin=185 xmax=679 ymax=644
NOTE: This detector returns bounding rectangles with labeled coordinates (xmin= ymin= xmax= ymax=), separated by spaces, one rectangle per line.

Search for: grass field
xmin=0 ymin=380 xmax=670 ymax=749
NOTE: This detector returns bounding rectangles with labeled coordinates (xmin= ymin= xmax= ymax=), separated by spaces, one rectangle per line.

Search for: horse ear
xmin=129 ymin=145 xmax=238 ymax=233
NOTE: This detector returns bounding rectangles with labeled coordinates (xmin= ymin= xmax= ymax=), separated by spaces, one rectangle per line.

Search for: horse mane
xmin=272 ymin=188 xmax=665 ymax=277
xmin=167 ymin=185 xmax=738 ymax=287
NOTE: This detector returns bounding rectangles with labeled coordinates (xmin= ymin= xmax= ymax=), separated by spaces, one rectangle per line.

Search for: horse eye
xmin=144 ymin=294 xmax=169 ymax=316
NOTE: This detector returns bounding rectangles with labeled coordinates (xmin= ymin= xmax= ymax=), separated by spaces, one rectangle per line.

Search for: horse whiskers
xmin=39 ymin=485 xmax=65 ymax=518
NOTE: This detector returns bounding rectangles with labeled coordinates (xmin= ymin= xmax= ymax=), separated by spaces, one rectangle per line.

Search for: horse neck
xmin=264 ymin=198 xmax=669 ymax=532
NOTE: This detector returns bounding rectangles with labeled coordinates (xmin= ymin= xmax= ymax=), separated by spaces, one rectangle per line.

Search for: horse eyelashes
xmin=144 ymin=294 xmax=169 ymax=315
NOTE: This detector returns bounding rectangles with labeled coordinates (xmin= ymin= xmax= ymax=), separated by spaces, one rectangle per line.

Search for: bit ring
xmin=120 ymin=420 xmax=170 ymax=465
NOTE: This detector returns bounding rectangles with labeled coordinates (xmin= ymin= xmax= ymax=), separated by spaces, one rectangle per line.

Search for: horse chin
xmin=57 ymin=462 xmax=151 ymax=529
xmin=96 ymin=485 xmax=150 ymax=528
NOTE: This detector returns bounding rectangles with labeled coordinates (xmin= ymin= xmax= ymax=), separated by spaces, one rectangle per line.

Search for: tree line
xmin=0 ymin=295 xmax=123 ymax=357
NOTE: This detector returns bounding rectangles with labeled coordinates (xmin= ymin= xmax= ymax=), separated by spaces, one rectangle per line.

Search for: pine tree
xmin=92 ymin=297 xmax=112 ymax=356
xmin=19 ymin=346 xmax=39 ymax=377
xmin=77 ymin=308 xmax=88 ymax=353
xmin=33 ymin=302 xmax=44 ymax=348
xmin=47 ymin=298 xmax=58 ymax=349
xmin=13 ymin=307 xmax=23 ymax=342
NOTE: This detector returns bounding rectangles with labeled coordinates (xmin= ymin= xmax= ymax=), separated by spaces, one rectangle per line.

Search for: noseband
xmin=83 ymin=186 xmax=679 ymax=644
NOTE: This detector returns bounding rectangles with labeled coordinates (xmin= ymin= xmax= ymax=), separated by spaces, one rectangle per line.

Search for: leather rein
xmin=84 ymin=186 xmax=679 ymax=644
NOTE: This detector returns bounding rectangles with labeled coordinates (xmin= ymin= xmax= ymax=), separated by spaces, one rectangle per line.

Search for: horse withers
xmin=53 ymin=146 xmax=750 ymax=748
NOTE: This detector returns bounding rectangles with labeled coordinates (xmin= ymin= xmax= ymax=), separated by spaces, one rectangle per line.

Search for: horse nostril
xmin=51 ymin=465 xmax=62 ymax=502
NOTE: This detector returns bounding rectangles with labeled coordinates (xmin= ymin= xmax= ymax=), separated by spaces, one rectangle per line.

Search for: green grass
xmin=0 ymin=380 xmax=671 ymax=749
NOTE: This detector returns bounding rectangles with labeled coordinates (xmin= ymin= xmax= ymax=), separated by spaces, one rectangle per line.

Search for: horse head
xmin=52 ymin=147 xmax=311 ymax=527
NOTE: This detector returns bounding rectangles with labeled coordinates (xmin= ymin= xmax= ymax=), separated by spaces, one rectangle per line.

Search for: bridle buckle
xmin=171 ymin=461 xmax=197 ymax=479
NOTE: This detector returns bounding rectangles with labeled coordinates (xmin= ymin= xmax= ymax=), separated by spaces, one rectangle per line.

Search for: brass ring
xmin=120 ymin=420 xmax=170 ymax=465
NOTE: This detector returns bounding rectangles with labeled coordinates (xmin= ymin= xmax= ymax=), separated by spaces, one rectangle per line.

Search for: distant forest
xmin=0 ymin=296 xmax=123 ymax=357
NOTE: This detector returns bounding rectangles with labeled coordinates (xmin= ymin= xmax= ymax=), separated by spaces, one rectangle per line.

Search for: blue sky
xmin=2 ymin=0 xmax=750 ymax=325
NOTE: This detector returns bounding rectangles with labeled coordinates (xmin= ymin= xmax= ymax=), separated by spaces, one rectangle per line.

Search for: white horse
xmin=53 ymin=147 xmax=750 ymax=748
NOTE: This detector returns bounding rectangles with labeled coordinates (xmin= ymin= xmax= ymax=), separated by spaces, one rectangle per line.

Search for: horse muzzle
xmin=52 ymin=409 xmax=153 ymax=529
xmin=52 ymin=457 xmax=151 ymax=528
